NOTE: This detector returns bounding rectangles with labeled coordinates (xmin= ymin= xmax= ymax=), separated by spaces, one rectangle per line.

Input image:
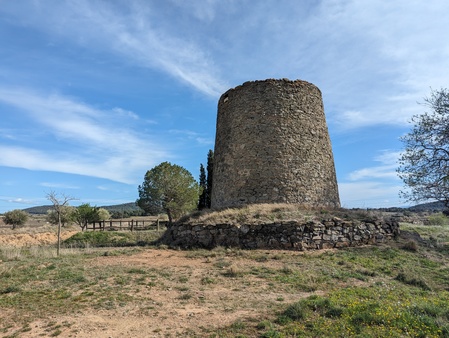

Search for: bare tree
xmin=46 ymin=191 xmax=76 ymax=256
xmin=398 ymin=88 xmax=449 ymax=211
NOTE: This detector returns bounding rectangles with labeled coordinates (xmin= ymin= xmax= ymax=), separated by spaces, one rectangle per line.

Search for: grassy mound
xmin=178 ymin=203 xmax=393 ymax=225
xmin=63 ymin=230 xmax=164 ymax=248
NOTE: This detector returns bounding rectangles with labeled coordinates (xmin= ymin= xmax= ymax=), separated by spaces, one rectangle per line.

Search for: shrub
xmin=402 ymin=239 xmax=419 ymax=252
xmin=3 ymin=209 xmax=29 ymax=229
xmin=395 ymin=272 xmax=431 ymax=290
xmin=0 ymin=285 xmax=21 ymax=294
xmin=427 ymin=213 xmax=448 ymax=226
xmin=222 ymin=266 xmax=244 ymax=278
xmin=282 ymin=302 xmax=306 ymax=321
xmin=63 ymin=231 xmax=135 ymax=247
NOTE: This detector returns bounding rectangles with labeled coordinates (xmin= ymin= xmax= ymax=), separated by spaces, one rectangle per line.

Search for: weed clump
xmin=395 ymin=272 xmax=431 ymax=290
xmin=427 ymin=213 xmax=448 ymax=226
xmin=402 ymin=239 xmax=419 ymax=252
xmin=279 ymin=302 xmax=306 ymax=322
xmin=0 ymin=285 xmax=21 ymax=294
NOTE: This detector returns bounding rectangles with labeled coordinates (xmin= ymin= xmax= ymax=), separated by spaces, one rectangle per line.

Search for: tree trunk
xmin=57 ymin=213 xmax=61 ymax=257
xmin=167 ymin=210 xmax=173 ymax=226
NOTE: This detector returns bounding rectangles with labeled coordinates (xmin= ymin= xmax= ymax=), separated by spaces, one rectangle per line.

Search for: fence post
xmin=157 ymin=219 xmax=160 ymax=231
xmin=131 ymin=219 xmax=134 ymax=232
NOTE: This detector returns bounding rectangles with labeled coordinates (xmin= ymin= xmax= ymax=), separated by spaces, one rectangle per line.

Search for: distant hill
xmin=408 ymin=201 xmax=446 ymax=212
xmin=21 ymin=201 xmax=446 ymax=216
xmin=99 ymin=203 xmax=145 ymax=217
xmin=23 ymin=202 xmax=145 ymax=216
xmin=22 ymin=205 xmax=54 ymax=214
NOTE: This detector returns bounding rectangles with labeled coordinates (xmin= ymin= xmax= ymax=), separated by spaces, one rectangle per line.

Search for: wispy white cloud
xmin=338 ymin=181 xmax=405 ymax=208
xmin=40 ymin=182 xmax=80 ymax=190
xmin=0 ymin=0 xmax=447 ymax=212
xmin=1 ymin=0 xmax=227 ymax=97
xmin=168 ymin=0 xmax=222 ymax=22
xmin=112 ymin=108 xmax=139 ymax=120
xmin=340 ymin=150 xmax=404 ymax=207
xmin=201 ymin=0 xmax=449 ymax=129
xmin=0 ymin=88 xmax=170 ymax=183
xmin=348 ymin=166 xmax=398 ymax=182
xmin=3 ymin=1 xmax=447 ymax=128
xmin=313 ymin=1 xmax=449 ymax=129
xmin=0 ymin=197 xmax=37 ymax=206
xmin=0 ymin=129 xmax=19 ymax=141
xmin=347 ymin=151 xmax=401 ymax=181
xmin=169 ymin=129 xmax=214 ymax=145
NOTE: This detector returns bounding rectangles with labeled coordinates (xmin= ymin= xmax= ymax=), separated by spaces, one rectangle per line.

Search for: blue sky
xmin=1 ymin=0 xmax=448 ymax=213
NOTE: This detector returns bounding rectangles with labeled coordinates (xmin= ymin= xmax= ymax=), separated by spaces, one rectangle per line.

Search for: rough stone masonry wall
xmin=161 ymin=218 xmax=400 ymax=250
xmin=211 ymin=79 xmax=340 ymax=209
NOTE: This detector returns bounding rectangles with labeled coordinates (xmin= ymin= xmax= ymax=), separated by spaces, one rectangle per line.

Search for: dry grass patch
xmin=179 ymin=203 xmax=320 ymax=225
xmin=1 ymin=216 xmax=449 ymax=337
xmin=177 ymin=204 xmax=397 ymax=226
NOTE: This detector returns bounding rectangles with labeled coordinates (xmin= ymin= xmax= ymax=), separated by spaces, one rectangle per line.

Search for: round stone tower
xmin=211 ymin=79 xmax=340 ymax=209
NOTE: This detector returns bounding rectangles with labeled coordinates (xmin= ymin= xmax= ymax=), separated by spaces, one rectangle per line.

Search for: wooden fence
xmin=84 ymin=219 xmax=167 ymax=232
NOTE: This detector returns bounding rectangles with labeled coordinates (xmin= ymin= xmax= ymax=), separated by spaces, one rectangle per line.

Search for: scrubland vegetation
xmin=0 ymin=208 xmax=449 ymax=337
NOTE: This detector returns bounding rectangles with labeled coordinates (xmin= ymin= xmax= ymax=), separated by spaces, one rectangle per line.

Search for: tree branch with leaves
xmin=137 ymin=162 xmax=200 ymax=225
xmin=398 ymin=88 xmax=449 ymax=211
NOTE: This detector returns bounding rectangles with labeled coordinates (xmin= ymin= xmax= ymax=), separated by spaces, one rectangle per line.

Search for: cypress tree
xmin=206 ymin=150 xmax=214 ymax=208
xmin=198 ymin=163 xmax=207 ymax=209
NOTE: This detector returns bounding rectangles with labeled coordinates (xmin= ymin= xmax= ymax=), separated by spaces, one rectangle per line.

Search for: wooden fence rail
xmin=85 ymin=219 xmax=167 ymax=232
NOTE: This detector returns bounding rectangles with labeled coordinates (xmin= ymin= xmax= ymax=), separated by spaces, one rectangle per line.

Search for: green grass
xmin=205 ymin=227 xmax=449 ymax=337
xmin=256 ymin=287 xmax=449 ymax=337
xmin=400 ymin=223 xmax=449 ymax=244
xmin=1 ymin=223 xmax=449 ymax=337
xmin=0 ymin=247 xmax=145 ymax=333
xmin=62 ymin=230 xmax=164 ymax=248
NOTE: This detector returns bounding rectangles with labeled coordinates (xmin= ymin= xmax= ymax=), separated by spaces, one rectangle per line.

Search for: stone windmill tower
xmin=211 ymin=79 xmax=340 ymax=209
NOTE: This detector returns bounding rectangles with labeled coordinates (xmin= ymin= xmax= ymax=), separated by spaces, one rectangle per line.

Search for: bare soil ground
xmin=30 ymin=249 xmax=314 ymax=337
xmin=0 ymin=228 xmax=321 ymax=337
xmin=0 ymin=230 xmax=79 ymax=247
xmin=2 ymin=210 xmax=442 ymax=337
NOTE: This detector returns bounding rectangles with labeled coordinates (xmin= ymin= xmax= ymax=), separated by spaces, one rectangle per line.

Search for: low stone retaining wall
xmin=161 ymin=217 xmax=400 ymax=250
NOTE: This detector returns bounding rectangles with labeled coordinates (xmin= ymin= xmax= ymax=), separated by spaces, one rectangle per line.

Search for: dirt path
xmin=2 ymin=245 xmax=316 ymax=337
xmin=56 ymin=249 xmax=310 ymax=337
xmin=0 ymin=229 xmax=330 ymax=337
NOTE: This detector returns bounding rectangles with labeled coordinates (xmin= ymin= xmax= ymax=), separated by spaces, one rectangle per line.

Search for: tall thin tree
xmin=46 ymin=191 xmax=76 ymax=256
xmin=198 ymin=163 xmax=207 ymax=209
xmin=206 ymin=149 xmax=214 ymax=208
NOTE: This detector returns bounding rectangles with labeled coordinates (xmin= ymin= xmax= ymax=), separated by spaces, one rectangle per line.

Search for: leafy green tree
xmin=137 ymin=161 xmax=200 ymax=225
xmin=72 ymin=203 xmax=100 ymax=231
xmin=3 ymin=209 xmax=29 ymax=229
xmin=97 ymin=208 xmax=111 ymax=221
xmin=46 ymin=206 xmax=75 ymax=227
xmin=206 ymin=149 xmax=214 ymax=208
xmin=398 ymin=89 xmax=449 ymax=210
xmin=198 ymin=163 xmax=207 ymax=209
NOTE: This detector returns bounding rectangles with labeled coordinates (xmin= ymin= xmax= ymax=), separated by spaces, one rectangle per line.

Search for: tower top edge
xmin=221 ymin=78 xmax=321 ymax=98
